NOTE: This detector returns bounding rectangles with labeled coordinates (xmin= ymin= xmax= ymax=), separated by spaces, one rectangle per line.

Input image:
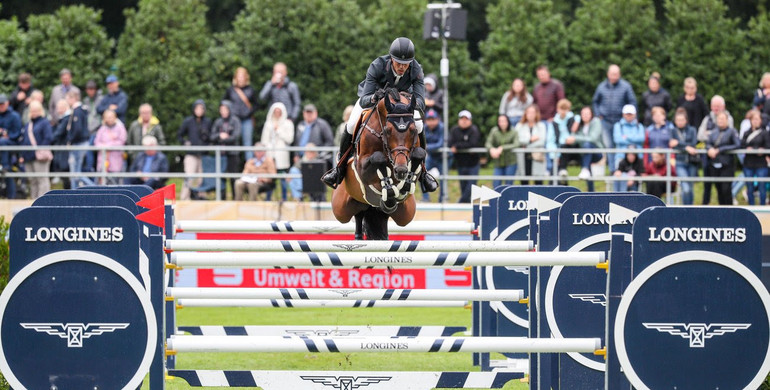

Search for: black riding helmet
xmin=389 ymin=37 xmax=415 ymax=64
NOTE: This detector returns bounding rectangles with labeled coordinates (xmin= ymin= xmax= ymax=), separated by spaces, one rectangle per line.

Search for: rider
xmin=321 ymin=37 xmax=439 ymax=193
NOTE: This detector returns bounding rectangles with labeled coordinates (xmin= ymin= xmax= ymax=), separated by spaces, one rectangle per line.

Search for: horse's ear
xmin=408 ymin=94 xmax=416 ymax=112
xmin=384 ymin=94 xmax=394 ymax=112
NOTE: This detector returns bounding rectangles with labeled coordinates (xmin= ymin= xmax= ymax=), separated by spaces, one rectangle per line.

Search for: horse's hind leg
xmin=354 ymin=213 xmax=364 ymax=240
xmin=362 ymin=208 xmax=389 ymax=240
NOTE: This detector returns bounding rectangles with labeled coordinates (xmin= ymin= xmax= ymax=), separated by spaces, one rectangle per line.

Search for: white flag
xmin=527 ymin=192 xmax=562 ymax=214
xmin=480 ymin=186 xmax=501 ymax=202
xmin=608 ymin=203 xmax=640 ymax=226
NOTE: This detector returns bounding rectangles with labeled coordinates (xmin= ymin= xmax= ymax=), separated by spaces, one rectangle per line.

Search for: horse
xmin=331 ymin=89 xmax=427 ymax=240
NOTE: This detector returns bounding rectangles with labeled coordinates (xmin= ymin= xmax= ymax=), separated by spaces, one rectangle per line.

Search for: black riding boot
xmin=418 ymin=131 xmax=438 ymax=193
xmin=322 ymin=131 xmax=353 ymax=189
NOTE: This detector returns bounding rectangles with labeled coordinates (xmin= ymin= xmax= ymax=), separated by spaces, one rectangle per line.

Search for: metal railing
xmin=0 ymin=144 xmax=767 ymax=204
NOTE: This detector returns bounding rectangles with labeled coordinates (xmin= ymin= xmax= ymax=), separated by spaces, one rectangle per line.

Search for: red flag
xmin=137 ymin=191 xmax=163 ymax=210
xmin=136 ymin=206 xmax=165 ymax=231
xmin=159 ymin=183 xmax=176 ymax=202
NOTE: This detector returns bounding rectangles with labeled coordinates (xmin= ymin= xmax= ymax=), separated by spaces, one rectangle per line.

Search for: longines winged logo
xmin=333 ymin=244 xmax=367 ymax=252
xmin=21 ymin=323 xmax=129 ymax=348
xmin=313 ymin=226 xmax=342 ymax=233
xmin=569 ymin=293 xmax=607 ymax=307
xmin=643 ymin=323 xmax=751 ymax=348
xmin=330 ymin=289 xmax=362 ymax=298
xmin=285 ymin=329 xmax=360 ymax=337
xmin=300 ymin=375 xmax=391 ymax=389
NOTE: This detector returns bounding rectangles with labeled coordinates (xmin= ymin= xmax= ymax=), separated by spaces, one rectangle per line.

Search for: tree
xmin=564 ymin=0 xmax=662 ymax=108
xmin=747 ymin=10 xmax=770 ymax=95
xmin=663 ymin=0 xmax=752 ymax=115
xmin=116 ymin=0 xmax=217 ymax=144
xmin=16 ymin=5 xmax=113 ymax=97
xmin=480 ymin=0 xmax=568 ymax=128
xmin=0 ymin=7 xmax=22 ymax=92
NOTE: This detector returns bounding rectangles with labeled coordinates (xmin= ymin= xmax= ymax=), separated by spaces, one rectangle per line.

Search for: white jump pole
xmin=170 ymin=251 xmax=605 ymax=268
xmin=167 ymin=335 xmax=602 ymax=354
xmin=165 ymin=239 xmax=533 ymax=252
xmin=167 ymin=288 xmax=524 ymax=302
xmin=177 ymin=299 xmax=469 ymax=308
xmin=175 ymin=220 xmax=475 ymax=234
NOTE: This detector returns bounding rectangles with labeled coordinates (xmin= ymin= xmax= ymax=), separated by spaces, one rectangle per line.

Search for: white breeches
xmin=345 ymin=99 xmax=423 ymax=135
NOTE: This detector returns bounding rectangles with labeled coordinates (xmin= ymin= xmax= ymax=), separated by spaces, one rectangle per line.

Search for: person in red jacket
xmin=643 ymin=152 xmax=676 ymax=198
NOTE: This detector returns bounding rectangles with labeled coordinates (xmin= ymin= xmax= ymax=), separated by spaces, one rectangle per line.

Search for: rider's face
xmin=392 ymin=59 xmax=409 ymax=76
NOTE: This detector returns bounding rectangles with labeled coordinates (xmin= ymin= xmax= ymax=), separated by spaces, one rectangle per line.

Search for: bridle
xmin=363 ymin=105 xmax=417 ymax=169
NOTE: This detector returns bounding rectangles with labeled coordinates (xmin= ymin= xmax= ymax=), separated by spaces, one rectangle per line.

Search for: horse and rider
xmin=323 ymin=37 xmax=439 ymax=239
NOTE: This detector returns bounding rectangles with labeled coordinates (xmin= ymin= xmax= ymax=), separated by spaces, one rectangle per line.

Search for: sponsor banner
xmin=176 ymin=268 xmax=472 ymax=289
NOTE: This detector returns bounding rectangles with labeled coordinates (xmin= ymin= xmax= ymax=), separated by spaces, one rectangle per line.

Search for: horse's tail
xmin=362 ymin=207 xmax=389 ymax=240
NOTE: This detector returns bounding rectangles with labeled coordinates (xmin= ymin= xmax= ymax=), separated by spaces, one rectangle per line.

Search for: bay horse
xmin=331 ymin=89 xmax=426 ymax=240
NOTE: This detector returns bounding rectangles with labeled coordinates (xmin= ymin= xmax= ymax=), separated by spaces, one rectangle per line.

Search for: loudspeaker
xmin=423 ymin=10 xmax=442 ymax=40
xmin=301 ymin=160 xmax=327 ymax=196
xmin=445 ymin=8 xmax=467 ymax=41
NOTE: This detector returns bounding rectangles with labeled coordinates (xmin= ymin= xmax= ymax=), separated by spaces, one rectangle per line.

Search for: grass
xmin=146 ymin=307 xmax=527 ymax=390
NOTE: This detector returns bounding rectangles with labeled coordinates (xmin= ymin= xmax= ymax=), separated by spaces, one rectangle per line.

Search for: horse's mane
xmin=385 ymin=88 xmax=411 ymax=113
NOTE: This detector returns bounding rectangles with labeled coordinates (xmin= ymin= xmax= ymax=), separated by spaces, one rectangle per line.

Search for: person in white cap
xmin=611 ymin=104 xmax=645 ymax=170
xmin=322 ymin=37 xmax=437 ymax=194
xmin=449 ymin=110 xmax=481 ymax=203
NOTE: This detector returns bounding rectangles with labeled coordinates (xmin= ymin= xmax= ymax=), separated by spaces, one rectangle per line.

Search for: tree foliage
xmin=662 ymin=0 xmax=752 ymax=115
xmin=480 ymin=0 xmax=568 ymax=127
xmin=116 ymin=0 xmax=216 ymax=143
xmin=747 ymin=10 xmax=770 ymax=94
xmin=564 ymin=0 xmax=662 ymax=108
xmin=16 ymin=5 xmax=113 ymax=98
xmin=0 ymin=13 xmax=22 ymax=92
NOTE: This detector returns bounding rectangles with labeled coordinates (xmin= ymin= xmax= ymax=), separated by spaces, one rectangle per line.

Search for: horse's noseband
xmin=382 ymin=112 xmax=416 ymax=167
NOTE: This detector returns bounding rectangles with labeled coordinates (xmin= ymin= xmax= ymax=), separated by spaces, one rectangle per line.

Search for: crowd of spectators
xmin=1 ymin=62 xmax=769 ymax=206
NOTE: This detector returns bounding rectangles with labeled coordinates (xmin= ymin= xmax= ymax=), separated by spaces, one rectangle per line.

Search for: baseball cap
xmin=458 ymin=110 xmax=472 ymax=119
xmin=303 ymin=104 xmax=317 ymax=112
xmin=426 ymin=109 xmax=439 ymax=119
xmin=0 ymin=94 xmax=8 ymax=104
xmin=622 ymin=104 xmax=637 ymax=115
xmin=105 ymin=74 xmax=119 ymax=83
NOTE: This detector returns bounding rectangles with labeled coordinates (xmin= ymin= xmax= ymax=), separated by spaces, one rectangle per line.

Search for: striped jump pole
xmin=177 ymin=325 xmax=468 ymax=337
xmin=167 ymin=288 xmax=524 ymax=302
xmin=177 ymin=299 xmax=469 ymax=308
xmin=166 ymin=335 xmax=603 ymax=354
xmin=170 ymin=251 xmax=605 ymax=268
xmin=165 ymin=239 xmax=533 ymax=253
xmin=175 ymin=220 xmax=475 ymax=234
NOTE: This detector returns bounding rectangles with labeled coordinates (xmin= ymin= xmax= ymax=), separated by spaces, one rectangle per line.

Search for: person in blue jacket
xmin=613 ymin=104 xmax=645 ymax=170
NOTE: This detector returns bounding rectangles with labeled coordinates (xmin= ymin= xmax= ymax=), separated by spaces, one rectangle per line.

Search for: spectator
xmin=676 ymin=77 xmax=709 ymax=129
xmin=0 ymin=94 xmax=22 ymax=198
xmin=515 ymin=105 xmax=547 ymax=184
xmin=565 ymin=106 xmax=604 ymax=186
xmin=486 ymin=114 xmax=519 ymax=188
xmin=613 ymin=147 xmax=644 ymax=192
xmin=20 ymin=101 xmax=53 ymax=199
xmin=644 ymin=106 xmax=673 ymax=163
xmin=97 ymin=75 xmax=129 ymax=124
xmin=234 ymin=143 xmax=277 ymax=201
xmin=127 ymin=135 xmax=169 ymax=189
xmin=643 ymin=152 xmax=676 ymax=198
xmin=640 ymin=72 xmax=672 ymax=127
xmin=21 ymin=90 xmax=47 ymax=125
xmin=259 ymin=62 xmax=301 ymax=122
xmin=334 ymin=105 xmax=355 ymax=146
xmin=94 ymin=110 xmax=127 ymax=181
xmin=551 ymin=99 xmax=576 ymax=178
xmin=59 ymin=90 xmax=93 ymax=188
xmin=211 ymin=100 xmax=241 ymax=199
xmin=294 ymin=104 xmax=334 ymax=168
xmin=424 ymin=73 xmax=444 ymax=118
xmin=592 ymin=64 xmax=637 ymax=170
xmin=288 ymin=143 xmax=322 ymax=201
xmin=50 ymin=100 xmax=71 ymax=185
xmin=261 ymin=102 xmax=295 ymax=201
xmin=704 ymin=111 xmax=740 ymax=205
xmin=730 ymin=109 xmax=756 ymax=203
xmin=741 ymin=110 xmax=769 ymax=205
xmin=499 ymin=78 xmax=532 ymax=126
xmin=554 ymin=100 xmax=579 ymax=177
xmin=82 ymin=80 xmax=103 ymax=177
xmin=697 ymin=95 xmax=734 ymax=143
xmin=49 ymin=68 xmax=80 ymax=126
xmin=612 ymin=104 xmax=645 ymax=170
xmin=753 ymin=72 xmax=770 ymax=113
xmin=178 ymin=99 xmax=212 ymax=200
xmin=532 ymin=65 xmax=565 ymax=121
xmin=670 ymin=108 xmax=699 ymax=205
xmin=127 ymin=103 xmax=165 ymax=158
xmin=223 ymin=67 xmax=259 ymax=161
xmin=449 ymin=110 xmax=481 ymax=203
xmin=9 ymin=73 xmax=36 ymax=114
xmin=423 ymin=109 xmax=446 ymax=201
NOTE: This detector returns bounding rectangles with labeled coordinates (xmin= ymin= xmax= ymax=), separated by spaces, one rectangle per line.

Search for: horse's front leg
xmin=401 ymin=147 xmax=426 ymax=196
xmin=364 ymin=151 xmax=399 ymax=213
